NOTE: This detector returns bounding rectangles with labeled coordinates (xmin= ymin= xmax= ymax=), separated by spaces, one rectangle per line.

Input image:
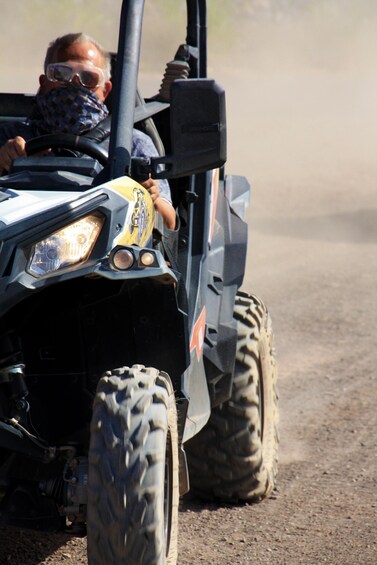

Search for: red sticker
xmin=189 ymin=306 xmax=206 ymax=361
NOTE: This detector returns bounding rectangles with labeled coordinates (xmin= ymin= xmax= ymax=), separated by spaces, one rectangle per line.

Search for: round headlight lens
xmin=139 ymin=251 xmax=155 ymax=267
xmin=112 ymin=248 xmax=135 ymax=270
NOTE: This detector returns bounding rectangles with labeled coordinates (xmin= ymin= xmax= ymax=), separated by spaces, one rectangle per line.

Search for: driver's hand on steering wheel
xmin=0 ymin=136 xmax=27 ymax=174
xmin=0 ymin=136 xmax=51 ymax=175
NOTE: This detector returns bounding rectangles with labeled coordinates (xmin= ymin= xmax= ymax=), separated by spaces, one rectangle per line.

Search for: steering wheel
xmin=26 ymin=133 xmax=109 ymax=167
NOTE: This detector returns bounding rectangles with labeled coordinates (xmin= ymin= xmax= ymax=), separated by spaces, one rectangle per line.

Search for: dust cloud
xmin=212 ymin=1 xmax=377 ymax=182
xmin=208 ymin=0 xmax=377 ymax=266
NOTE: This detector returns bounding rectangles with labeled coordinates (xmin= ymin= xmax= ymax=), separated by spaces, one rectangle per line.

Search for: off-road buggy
xmin=0 ymin=1 xmax=278 ymax=563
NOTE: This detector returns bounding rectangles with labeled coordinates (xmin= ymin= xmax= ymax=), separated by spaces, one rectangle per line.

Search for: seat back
xmin=0 ymin=93 xmax=35 ymax=121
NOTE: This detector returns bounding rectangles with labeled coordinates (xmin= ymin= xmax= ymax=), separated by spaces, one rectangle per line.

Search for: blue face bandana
xmin=36 ymin=83 xmax=109 ymax=135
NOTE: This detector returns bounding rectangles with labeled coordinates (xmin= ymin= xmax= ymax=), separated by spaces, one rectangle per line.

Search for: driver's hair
xmin=44 ymin=33 xmax=111 ymax=81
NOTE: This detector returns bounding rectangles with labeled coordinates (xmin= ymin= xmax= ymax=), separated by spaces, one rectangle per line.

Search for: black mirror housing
xmin=151 ymin=79 xmax=227 ymax=179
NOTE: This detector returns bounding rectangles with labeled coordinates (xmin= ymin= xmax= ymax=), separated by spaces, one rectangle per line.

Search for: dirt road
xmin=1 ymin=6 xmax=377 ymax=565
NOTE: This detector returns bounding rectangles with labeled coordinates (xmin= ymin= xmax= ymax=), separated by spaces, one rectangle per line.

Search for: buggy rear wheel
xmin=87 ymin=365 xmax=179 ymax=565
xmin=186 ymin=292 xmax=279 ymax=502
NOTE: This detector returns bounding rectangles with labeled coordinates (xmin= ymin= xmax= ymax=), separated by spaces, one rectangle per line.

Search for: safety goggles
xmin=46 ymin=62 xmax=105 ymax=89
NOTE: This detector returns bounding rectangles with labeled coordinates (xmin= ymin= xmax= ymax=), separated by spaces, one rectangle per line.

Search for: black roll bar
xmin=108 ymin=0 xmax=208 ymax=180
xmin=186 ymin=0 xmax=207 ymax=78
xmin=108 ymin=0 xmax=145 ymax=180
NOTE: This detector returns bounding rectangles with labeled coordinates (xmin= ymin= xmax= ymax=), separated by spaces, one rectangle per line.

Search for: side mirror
xmin=151 ymin=79 xmax=227 ymax=179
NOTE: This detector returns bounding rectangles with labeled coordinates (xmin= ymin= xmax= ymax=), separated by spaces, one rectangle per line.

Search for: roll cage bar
xmin=108 ymin=0 xmax=208 ymax=181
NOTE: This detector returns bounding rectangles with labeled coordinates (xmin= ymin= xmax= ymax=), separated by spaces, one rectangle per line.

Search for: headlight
xmin=27 ymin=213 xmax=104 ymax=278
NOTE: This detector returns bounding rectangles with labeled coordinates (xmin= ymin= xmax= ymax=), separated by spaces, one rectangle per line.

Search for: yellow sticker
xmin=104 ymin=177 xmax=155 ymax=247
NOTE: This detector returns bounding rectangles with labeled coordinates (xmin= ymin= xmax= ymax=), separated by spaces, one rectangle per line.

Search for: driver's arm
xmin=141 ymin=176 xmax=176 ymax=229
xmin=0 ymin=136 xmax=27 ymax=175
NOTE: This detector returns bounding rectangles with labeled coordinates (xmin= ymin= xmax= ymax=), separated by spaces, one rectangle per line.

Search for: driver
xmin=0 ymin=33 xmax=176 ymax=229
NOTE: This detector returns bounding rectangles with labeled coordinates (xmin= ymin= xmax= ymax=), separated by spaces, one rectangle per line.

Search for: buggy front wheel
xmin=87 ymin=364 xmax=179 ymax=565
